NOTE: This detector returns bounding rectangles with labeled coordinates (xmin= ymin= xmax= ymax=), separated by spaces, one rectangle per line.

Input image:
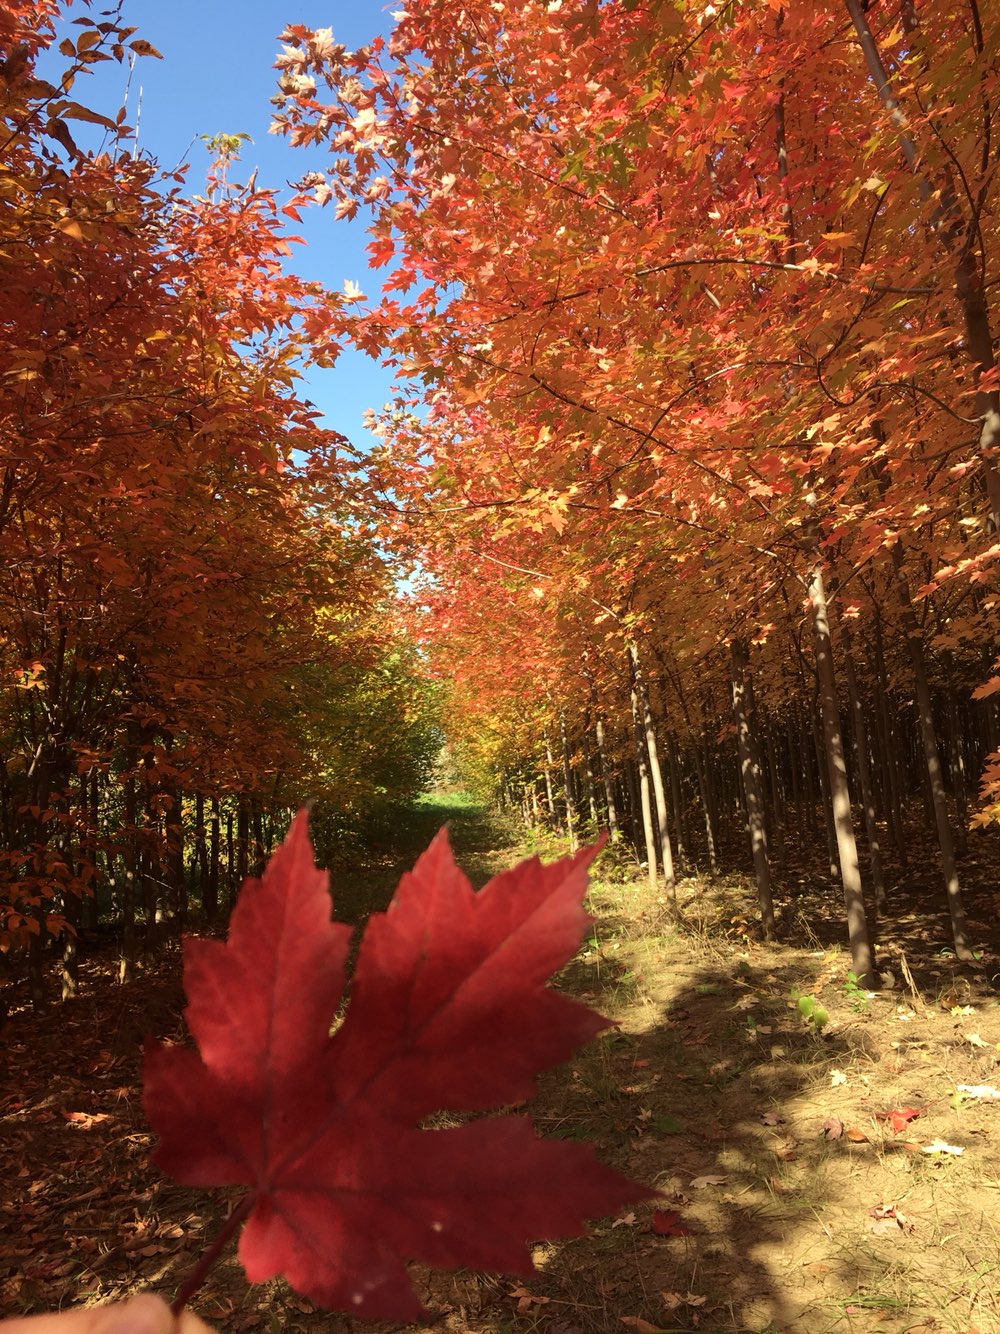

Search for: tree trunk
xmin=872 ymin=616 xmax=908 ymax=867
xmin=841 ymin=622 xmax=887 ymax=914
xmin=582 ymin=731 xmax=599 ymax=827
xmin=226 ymin=809 xmax=235 ymax=909
xmin=594 ymin=715 xmax=621 ymax=841
xmin=943 ymin=691 xmax=969 ymax=854
xmin=692 ymin=738 xmax=719 ymax=872
xmin=543 ymin=738 xmax=558 ymax=829
xmin=629 ymin=643 xmax=676 ymax=901
xmin=83 ymin=770 xmax=100 ymax=931
xmin=630 ymin=684 xmax=659 ymax=894
xmin=731 ymin=639 xmax=775 ymax=939
xmin=119 ymin=768 xmax=138 ymax=984
xmin=892 ymin=550 xmax=973 ymax=959
xmin=812 ymin=711 xmax=841 ymax=883
xmin=206 ymin=797 xmax=220 ymax=919
xmin=809 ymin=565 xmax=877 ymax=987
xmin=559 ymin=715 xmax=578 ymax=852
xmin=764 ymin=727 xmax=785 ymax=868
xmin=666 ymin=740 xmax=687 ymax=870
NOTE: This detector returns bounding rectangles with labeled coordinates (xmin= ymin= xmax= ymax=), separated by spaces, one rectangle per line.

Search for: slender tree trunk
xmin=83 ymin=770 xmax=100 ymax=931
xmin=237 ymin=799 xmax=249 ymax=881
xmin=559 ymin=715 xmax=578 ymax=852
xmin=872 ymin=618 xmax=908 ymax=867
xmin=702 ymin=730 xmax=722 ymax=861
xmin=195 ymin=793 xmax=208 ymax=902
xmin=594 ymin=716 xmax=621 ymax=841
xmin=226 ymin=809 xmax=235 ymax=909
xmin=119 ymin=768 xmax=137 ymax=984
xmin=206 ymin=797 xmax=220 ymax=919
xmin=787 ymin=721 xmax=804 ymax=853
xmin=731 ymin=639 xmax=775 ymax=939
xmin=59 ymin=814 xmax=79 ymax=1002
xmin=943 ymin=691 xmax=969 ymax=853
xmin=809 ymin=565 xmax=877 ymax=987
xmin=803 ymin=713 xmax=818 ymax=832
xmin=841 ymin=623 xmax=887 ymax=914
xmin=582 ymin=731 xmax=599 ymax=827
xmin=812 ymin=712 xmax=841 ymax=883
xmin=629 ymin=644 xmax=676 ymax=901
xmin=764 ymin=727 xmax=785 ymax=868
xmin=251 ymin=801 xmax=265 ymax=876
xmin=892 ymin=550 xmax=973 ymax=959
xmin=543 ymin=738 xmax=558 ymax=829
xmin=691 ymin=740 xmax=719 ymax=871
xmin=666 ymin=740 xmax=687 ymax=870
xmin=631 ymin=684 xmax=659 ymax=894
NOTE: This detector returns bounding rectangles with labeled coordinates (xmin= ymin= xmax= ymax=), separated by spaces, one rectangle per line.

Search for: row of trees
xmin=0 ymin=2 xmax=438 ymax=1004
xmin=272 ymin=0 xmax=1000 ymax=984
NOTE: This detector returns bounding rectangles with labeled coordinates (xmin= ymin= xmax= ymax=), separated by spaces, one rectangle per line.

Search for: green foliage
xmin=200 ymin=131 xmax=253 ymax=162
xmin=794 ymin=992 xmax=829 ymax=1032
xmin=843 ymin=970 xmax=870 ymax=1013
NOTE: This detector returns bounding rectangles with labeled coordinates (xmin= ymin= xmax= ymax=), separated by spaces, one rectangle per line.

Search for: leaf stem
xmin=170 ymin=1194 xmax=254 ymax=1316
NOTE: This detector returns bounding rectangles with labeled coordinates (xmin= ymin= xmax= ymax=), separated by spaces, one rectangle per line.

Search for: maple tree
xmin=272 ymin=0 xmax=1000 ymax=972
xmin=0 ymin=3 xmax=437 ymax=1003
xmin=144 ymin=809 xmax=650 ymax=1319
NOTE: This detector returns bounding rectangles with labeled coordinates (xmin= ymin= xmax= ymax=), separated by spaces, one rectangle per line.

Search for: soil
xmin=2 ymin=801 xmax=999 ymax=1334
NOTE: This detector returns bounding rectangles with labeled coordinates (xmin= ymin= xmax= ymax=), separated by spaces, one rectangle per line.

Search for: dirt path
xmin=2 ymin=809 xmax=999 ymax=1333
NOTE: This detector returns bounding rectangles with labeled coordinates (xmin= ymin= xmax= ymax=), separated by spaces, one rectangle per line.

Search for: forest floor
xmin=2 ymin=798 xmax=1000 ymax=1334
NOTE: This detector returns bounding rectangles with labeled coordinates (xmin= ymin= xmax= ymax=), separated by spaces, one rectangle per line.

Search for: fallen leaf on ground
xmin=661 ymin=1291 xmax=708 ymax=1311
xmin=61 ymin=1111 xmax=111 ymax=1129
xmin=845 ymin=1127 xmax=870 ymax=1143
xmin=877 ymin=1106 xmax=922 ymax=1134
xmin=956 ymin=1084 xmax=1000 ymax=1100
xmin=761 ymin=1109 xmax=782 ymax=1125
xmin=690 ymin=1174 xmax=728 ymax=1188
xmin=650 ymin=1209 xmax=692 ymax=1237
xmin=965 ymin=1032 xmax=991 ymax=1049
xmin=510 ymin=1286 xmax=550 ymax=1312
xmin=822 ymin=1117 xmax=843 ymax=1139
xmin=922 ymin=1139 xmax=964 ymax=1155
xmin=867 ymin=1202 xmax=913 ymax=1235
xmin=620 ymin=1318 xmax=665 ymax=1332
xmin=830 ymin=1069 xmax=847 ymax=1087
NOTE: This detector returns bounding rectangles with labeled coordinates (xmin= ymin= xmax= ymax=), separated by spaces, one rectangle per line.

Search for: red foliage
xmin=144 ymin=812 xmax=650 ymax=1319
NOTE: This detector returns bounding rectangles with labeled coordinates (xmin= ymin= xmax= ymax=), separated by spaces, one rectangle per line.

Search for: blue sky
xmin=44 ymin=0 xmax=398 ymax=449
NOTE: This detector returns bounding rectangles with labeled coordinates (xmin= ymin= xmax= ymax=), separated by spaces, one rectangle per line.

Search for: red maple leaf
xmin=144 ymin=811 xmax=651 ymax=1320
xmin=651 ymin=1209 xmax=692 ymax=1237
xmin=877 ymin=1106 xmax=923 ymax=1135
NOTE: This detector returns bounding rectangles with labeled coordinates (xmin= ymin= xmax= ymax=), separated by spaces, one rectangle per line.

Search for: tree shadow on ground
xmin=4 ymin=808 xmax=997 ymax=1333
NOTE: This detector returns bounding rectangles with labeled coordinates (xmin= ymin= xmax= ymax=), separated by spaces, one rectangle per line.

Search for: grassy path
xmin=326 ymin=789 xmax=522 ymax=925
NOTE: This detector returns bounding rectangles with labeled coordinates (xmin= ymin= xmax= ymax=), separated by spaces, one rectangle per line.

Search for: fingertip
xmin=92 ymin=1295 xmax=174 ymax=1334
xmin=175 ymin=1311 xmax=215 ymax=1334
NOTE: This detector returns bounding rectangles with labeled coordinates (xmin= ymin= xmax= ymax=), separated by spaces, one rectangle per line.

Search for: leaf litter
xmin=3 ymin=807 xmax=1000 ymax=1333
